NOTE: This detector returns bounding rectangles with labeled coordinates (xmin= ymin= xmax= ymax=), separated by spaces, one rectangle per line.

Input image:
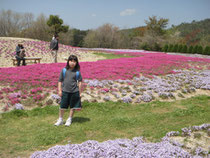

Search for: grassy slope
xmin=93 ymin=52 xmax=134 ymax=59
xmin=0 ymin=95 xmax=209 ymax=158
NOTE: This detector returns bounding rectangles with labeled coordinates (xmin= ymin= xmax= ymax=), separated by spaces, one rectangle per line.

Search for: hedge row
xmin=162 ymin=44 xmax=210 ymax=55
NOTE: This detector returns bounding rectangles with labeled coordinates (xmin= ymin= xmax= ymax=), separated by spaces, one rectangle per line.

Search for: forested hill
xmin=120 ymin=18 xmax=210 ymax=48
xmin=120 ymin=18 xmax=210 ymax=38
xmin=172 ymin=18 xmax=210 ymax=38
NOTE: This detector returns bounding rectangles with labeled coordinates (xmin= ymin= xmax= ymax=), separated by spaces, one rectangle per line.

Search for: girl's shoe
xmin=65 ymin=118 xmax=72 ymax=126
xmin=54 ymin=118 xmax=63 ymax=126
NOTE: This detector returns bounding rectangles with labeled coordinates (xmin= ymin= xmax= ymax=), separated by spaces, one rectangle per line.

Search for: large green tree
xmin=145 ymin=16 xmax=169 ymax=36
xmin=47 ymin=15 xmax=69 ymax=35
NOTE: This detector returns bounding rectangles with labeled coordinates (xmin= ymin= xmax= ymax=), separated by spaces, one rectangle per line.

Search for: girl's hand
xmin=58 ymin=90 xmax=62 ymax=97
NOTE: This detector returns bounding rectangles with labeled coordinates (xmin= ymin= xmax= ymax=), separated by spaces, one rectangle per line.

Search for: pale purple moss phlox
xmin=121 ymin=96 xmax=132 ymax=103
xmin=51 ymin=94 xmax=61 ymax=100
xmin=30 ymin=123 xmax=210 ymax=157
xmin=30 ymin=137 xmax=193 ymax=158
xmin=15 ymin=103 xmax=24 ymax=110
xmin=194 ymin=147 xmax=209 ymax=156
xmin=84 ymin=79 xmax=133 ymax=88
xmin=51 ymin=94 xmax=61 ymax=104
xmin=84 ymin=70 xmax=210 ymax=95
xmin=140 ymin=93 xmax=153 ymax=102
xmin=103 ymin=95 xmax=111 ymax=101
xmin=166 ymin=124 xmax=210 ymax=137
xmin=166 ymin=131 xmax=180 ymax=137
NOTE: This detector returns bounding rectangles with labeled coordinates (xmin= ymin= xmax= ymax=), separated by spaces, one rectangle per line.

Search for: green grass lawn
xmin=0 ymin=95 xmax=210 ymax=158
xmin=93 ymin=52 xmax=133 ymax=59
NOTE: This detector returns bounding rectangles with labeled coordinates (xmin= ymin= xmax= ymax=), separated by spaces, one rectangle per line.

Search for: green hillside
xmin=170 ymin=19 xmax=210 ymax=45
xmin=174 ymin=19 xmax=210 ymax=37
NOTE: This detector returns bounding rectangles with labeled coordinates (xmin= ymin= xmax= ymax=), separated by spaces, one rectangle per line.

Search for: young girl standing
xmin=55 ymin=55 xmax=82 ymax=126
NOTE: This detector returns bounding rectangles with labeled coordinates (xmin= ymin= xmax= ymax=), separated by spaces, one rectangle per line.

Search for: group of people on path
xmin=15 ymin=35 xmax=83 ymax=127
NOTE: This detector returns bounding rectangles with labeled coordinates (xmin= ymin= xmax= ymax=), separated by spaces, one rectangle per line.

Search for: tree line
xmin=0 ymin=10 xmax=209 ymax=54
xmin=162 ymin=44 xmax=210 ymax=55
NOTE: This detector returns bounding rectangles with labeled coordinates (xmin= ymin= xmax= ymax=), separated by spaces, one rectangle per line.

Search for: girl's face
xmin=69 ymin=60 xmax=77 ymax=69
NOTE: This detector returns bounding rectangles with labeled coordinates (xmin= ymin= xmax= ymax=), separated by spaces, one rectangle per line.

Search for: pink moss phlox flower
xmin=21 ymin=95 xmax=27 ymax=99
xmin=33 ymin=94 xmax=43 ymax=101
xmin=10 ymin=98 xmax=21 ymax=105
xmin=101 ymin=88 xmax=109 ymax=93
xmin=0 ymin=95 xmax=4 ymax=100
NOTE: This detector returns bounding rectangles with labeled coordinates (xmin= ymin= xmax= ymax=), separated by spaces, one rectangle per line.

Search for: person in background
xmin=50 ymin=34 xmax=59 ymax=63
xmin=15 ymin=43 xmax=26 ymax=66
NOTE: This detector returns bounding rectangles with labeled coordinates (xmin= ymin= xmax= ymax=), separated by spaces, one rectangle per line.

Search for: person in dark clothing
xmin=15 ymin=43 xmax=26 ymax=66
xmin=50 ymin=35 xmax=59 ymax=63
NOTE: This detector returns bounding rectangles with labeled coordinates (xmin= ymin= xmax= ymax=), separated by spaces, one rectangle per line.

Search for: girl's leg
xmin=55 ymin=109 xmax=65 ymax=126
xmin=65 ymin=109 xmax=74 ymax=126
xmin=59 ymin=109 xmax=65 ymax=118
xmin=69 ymin=109 xmax=75 ymax=118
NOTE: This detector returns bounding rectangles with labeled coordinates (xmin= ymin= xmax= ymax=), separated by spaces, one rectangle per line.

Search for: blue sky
xmin=0 ymin=0 xmax=210 ymax=30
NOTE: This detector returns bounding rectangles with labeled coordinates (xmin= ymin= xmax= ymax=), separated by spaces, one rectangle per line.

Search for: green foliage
xmin=162 ymin=44 xmax=168 ymax=52
xmin=168 ymin=44 xmax=173 ymax=52
xmin=47 ymin=15 xmax=69 ymax=35
xmin=93 ymin=52 xmax=133 ymax=59
xmin=188 ymin=45 xmax=193 ymax=53
xmin=145 ymin=16 xmax=169 ymax=36
xmin=172 ymin=19 xmax=210 ymax=45
xmin=72 ymin=29 xmax=88 ymax=47
xmin=154 ymin=43 xmax=162 ymax=51
xmin=178 ymin=44 xmax=183 ymax=53
xmin=203 ymin=46 xmax=210 ymax=55
xmin=141 ymin=42 xmax=150 ymax=51
xmin=2 ymin=110 xmax=28 ymax=119
xmin=1 ymin=9 xmax=210 ymax=49
xmin=197 ymin=45 xmax=203 ymax=54
xmin=181 ymin=45 xmax=188 ymax=53
xmin=172 ymin=44 xmax=178 ymax=52
xmin=192 ymin=45 xmax=199 ymax=54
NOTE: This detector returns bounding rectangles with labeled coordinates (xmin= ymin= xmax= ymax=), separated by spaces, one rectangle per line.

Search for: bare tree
xmin=83 ymin=30 xmax=99 ymax=48
xmin=22 ymin=14 xmax=51 ymax=41
xmin=0 ymin=10 xmax=26 ymax=36
xmin=84 ymin=23 xmax=123 ymax=48
xmin=22 ymin=13 xmax=34 ymax=30
xmin=59 ymin=29 xmax=74 ymax=45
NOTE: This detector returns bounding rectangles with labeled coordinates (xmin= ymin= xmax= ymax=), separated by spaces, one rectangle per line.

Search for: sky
xmin=0 ymin=0 xmax=210 ymax=30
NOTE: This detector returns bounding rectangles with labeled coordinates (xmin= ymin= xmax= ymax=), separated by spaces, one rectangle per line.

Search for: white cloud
xmin=120 ymin=9 xmax=136 ymax=16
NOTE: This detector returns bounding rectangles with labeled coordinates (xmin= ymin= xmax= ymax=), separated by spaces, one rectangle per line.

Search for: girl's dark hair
xmin=66 ymin=55 xmax=80 ymax=70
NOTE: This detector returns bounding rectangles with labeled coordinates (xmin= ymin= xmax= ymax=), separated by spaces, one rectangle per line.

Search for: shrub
xmin=181 ymin=45 xmax=188 ymax=53
xmin=172 ymin=44 xmax=178 ymax=52
xmin=162 ymin=44 xmax=168 ymax=52
xmin=154 ymin=43 xmax=161 ymax=51
xmin=178 ymin=44 xmax=183 ymax=53
xmin=192 ymin=45 xmax=199 ymax=54
xmin=168 ymin=44 xmax=173 ymax=52
xmin=197 ymin=46 xmax=203 ymax=54
xmin=141 ymin=42 xmax=150 ymax=51
xmin=203 ymin=46 xmax=210 ymax=55
xmin=188 ymin=45 xmax=193 ymax=54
